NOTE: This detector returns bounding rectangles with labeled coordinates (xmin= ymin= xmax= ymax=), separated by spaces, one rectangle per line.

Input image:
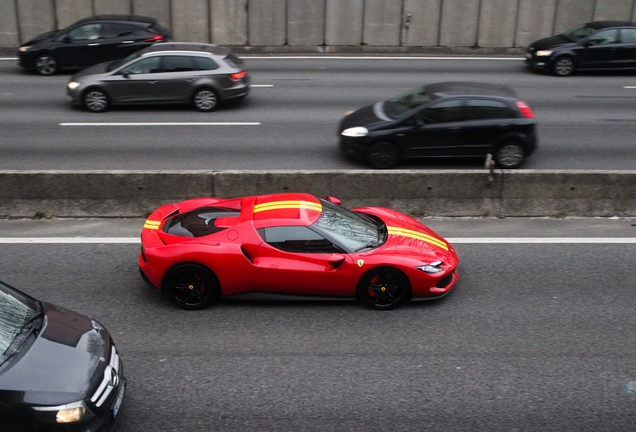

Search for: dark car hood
xmin=529 ymin=34 xmax=576 ymax=50
xmin=339 ymin=103 xmax=383 ymax=131
xmin=0 ymin=302 xmax=108 ymax=406
xmin=25 ymin=30 xmax=59 ymax=45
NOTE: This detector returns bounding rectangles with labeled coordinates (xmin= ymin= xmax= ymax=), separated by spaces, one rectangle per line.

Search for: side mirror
xmin=325 ymin=196 xmax=341 ymax=205
xmin=327 ymin=254 xmax=346 ymax=268
xmin=62 ymin=35 xmax=72 ymax=43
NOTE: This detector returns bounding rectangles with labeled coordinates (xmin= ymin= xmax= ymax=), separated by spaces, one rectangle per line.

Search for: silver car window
xmin=120 ymin=57 xmax=162 ymax=74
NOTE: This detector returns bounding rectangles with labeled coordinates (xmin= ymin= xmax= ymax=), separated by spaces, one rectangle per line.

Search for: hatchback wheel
xmin=495 ymin=142 xmax=525 ymax=168
xmin=164 ymin=264 xmax=220 ymax=310
xmin=368 ymin=141 xmax=399 ymax=169
xmin=554 ymin=56 xmax=575 ymax=77
xmin=193 ymin=89 xmax=219 ymax=112
xmin=83 ymin=89 xmax=109 ymax=113
xmin=35 ymin=54 xmax=58 ymax=76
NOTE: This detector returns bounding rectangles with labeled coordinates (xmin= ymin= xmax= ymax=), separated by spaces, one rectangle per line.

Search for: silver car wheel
xmin=35 ymin=54 xmax=58 ymax=76
xmin=496 ymin=143 xmax=524 ymax=168
xmin=84 ymin=90 xmax=109 ymax=113
xmin=193 ymin=89 xmax=218 ymax=112
xmin=554 ymin=57 xmax=574 ymax=77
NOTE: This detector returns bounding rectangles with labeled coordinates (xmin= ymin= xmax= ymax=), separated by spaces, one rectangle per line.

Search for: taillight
xmin=144 ymin=35 xmax=164 ymax=42
xmin=230 ymin=71 xmax=247 ymax=81
xmin=515 ymin=100 xmax=535 ymax=118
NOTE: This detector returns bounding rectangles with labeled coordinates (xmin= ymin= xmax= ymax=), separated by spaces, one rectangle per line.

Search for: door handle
xmin=148 ymin=81 xmax=159 ymax=84
xmin=122 ymin=40 xmax=134 ymax=44
xmin=88 ymin=43 xmax=100 ymax=46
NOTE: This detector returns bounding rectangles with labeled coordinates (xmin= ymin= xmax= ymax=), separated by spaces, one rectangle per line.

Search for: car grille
xmin=436 ymin=271 xmax=454 ymax=288
xmin=90 ymin=345 xmax=122 ymax=408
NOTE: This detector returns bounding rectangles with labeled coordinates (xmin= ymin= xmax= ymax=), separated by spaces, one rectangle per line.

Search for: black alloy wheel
xmin=193 ymin=88 xmax=219 ymax=112
xmin=35 ymin=53 xmax=59 ymax=76
xmin=495 ymin=142 xmax=525 ymax=168
xmin=164 ymin=264 xmax=220 ymax=310
xmin=554 ymin=56 xmax=575 ymax=77
xmin=357 ymin=267 xmax=409 ymax=310
xmin=368 ymin=141 xmax=399 ymax=169
xmin=83 ymin=89 xmax=110 ymax=113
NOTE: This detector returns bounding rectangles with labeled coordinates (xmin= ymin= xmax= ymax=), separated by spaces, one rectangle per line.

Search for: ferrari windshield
xmin=383 ymin=86 xmax=432 ymax=119
xmin=313 ymin=200 xmax=382 ymax=251
xmin=0 ymin=282 xmax=38 ymax=361
xmin=561 ymin=24 xmax=598 ymax=42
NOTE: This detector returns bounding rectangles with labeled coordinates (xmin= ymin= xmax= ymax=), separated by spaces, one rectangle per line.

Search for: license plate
xmin=112 ymin=383 xmax=125 ymax=418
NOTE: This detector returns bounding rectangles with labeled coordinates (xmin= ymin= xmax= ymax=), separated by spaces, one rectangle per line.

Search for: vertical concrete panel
xmin=211 ymin=0 xmax=248 ymax=45
xmin=594 ymin=0 xmax=633 ymax=19
xmin=0 ymin=1 xmax=19 ymax=46
xmin=554 ymin=0 xmax=595 ymax=33
xmin=171 ymin=0 xmax=208 ymax=42
xmin=288 ymin=0 xmax=325 ymax=45
xmin=516 ymin=0 xmax=556 ymax=47
xmin=363 ymin=0 xmax=401 ymax=46
xmin=325 ymin=0 xmax=363 ymax=45
xmin=94 ymin=0 xmax=132 ymax=15
xmin=249 ymin=0 xmax=286 ymax=45
xmin=55 ymin=0 xmax=93 ymax=28
xmin=16 ymin=0 xmax=55 ymax=41
xmin=478 ymin=0 xmax=518 ymax=47
xmin=132 ymin=0 xmax=170 ymax=28
xmin=403 ymin=0 xmax=441 ymax=46
xmin=439 ymin=0 xmax=479 ymax=46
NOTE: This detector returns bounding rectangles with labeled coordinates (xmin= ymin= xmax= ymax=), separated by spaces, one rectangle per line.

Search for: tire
xmin=368 ymin=141 xmax=399 ymax=169
xmin=35 ymin=53 xmax=59 ymax=76
xmin=83 ymin=88 xmax=110 ymax=113
xmin=164 ymin=264 xmax=220 ymax=310
xmin=553 ymin=56 xmax=575 ymax=77
xmin=193 ymin=88 xmax=219 ymax=112
xmin=356 ymin=267 xmax=410 ymax=310
xmin=495 ymin=142 xmax=525 ymax=168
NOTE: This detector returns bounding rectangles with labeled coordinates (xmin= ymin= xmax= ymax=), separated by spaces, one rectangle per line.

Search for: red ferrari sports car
xmin=139 ymin=193 xmax=459 ymax=310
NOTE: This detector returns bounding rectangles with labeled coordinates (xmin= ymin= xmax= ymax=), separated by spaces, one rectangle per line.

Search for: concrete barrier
xmin=1 ymin=170 xmax=635 ymax=218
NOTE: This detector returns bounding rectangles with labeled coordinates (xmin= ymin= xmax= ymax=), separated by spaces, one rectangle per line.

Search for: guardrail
xmin=2 ymin=170 xmax=635 ymax=218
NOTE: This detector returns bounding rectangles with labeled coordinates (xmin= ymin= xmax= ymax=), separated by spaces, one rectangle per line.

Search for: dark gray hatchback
xmin=67 ymin=42 xmax=250 ymax=112
xmin=338 ymin=82 xmax=538 ymax=169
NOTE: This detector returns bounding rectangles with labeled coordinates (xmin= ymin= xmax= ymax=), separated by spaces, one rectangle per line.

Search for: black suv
xmin=525 ymin=21 xmax=636 ymax=77
xmin=18 ymin=14 xmax=171 ymax=76
xmin=338 ymin=82 xmax=538 ymax=169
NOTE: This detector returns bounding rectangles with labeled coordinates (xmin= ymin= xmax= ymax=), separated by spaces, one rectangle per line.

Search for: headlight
xmin=19 ymin=46 xmax=31 ymax=52
xmin=341 ymin=126 xmax=368 ymax=137
xmin=33 ymin=401 xmax=94 ymax=423
xmin=535 ymin=50 xmax=552 ymax=57
xmin=344 ymin=110 xmax=355 ymax=116
xmin=67 ymin=81 xmax=81 ymax=90
xmin=417 ymin=261 xmax=443 ymax=274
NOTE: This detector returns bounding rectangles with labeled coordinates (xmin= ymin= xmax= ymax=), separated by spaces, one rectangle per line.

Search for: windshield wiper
xmin=0 ymin=303 xmax=43 ymax=366
xmin=355 ymin=240 xmax=384 ymax=252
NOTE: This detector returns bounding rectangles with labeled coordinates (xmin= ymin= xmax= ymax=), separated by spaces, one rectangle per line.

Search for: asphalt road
xmin=1 ymin=218 xmax=635 ymax=431
xmin=1 ymin=56 xmax=636 ymax=170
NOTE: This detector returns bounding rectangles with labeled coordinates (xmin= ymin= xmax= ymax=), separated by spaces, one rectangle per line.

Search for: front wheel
xmin=368 ymin=141 xmax=399 ymax=169
xmin=495 ymin=142 xmax=525 ymax=168
xmin=164 ymin=264 xmax=220 ymax=310
xmin=357 ymin=267 xmax=410 ymax=310
xmin=553 ymin=56 xmax=575 ymax=77
xmin=193 ymin=88 xmax=219 ymax=112
xmin=35 ymin=54 xmax=58 ymax=76
xmin=83 ymin=89 xmax=109 ymax=113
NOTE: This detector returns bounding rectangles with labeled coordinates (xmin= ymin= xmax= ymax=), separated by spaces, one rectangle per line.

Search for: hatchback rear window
xmin=464 ymin=99 xmax=513 ymax=120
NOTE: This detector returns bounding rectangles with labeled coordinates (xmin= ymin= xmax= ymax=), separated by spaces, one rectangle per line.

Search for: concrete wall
xmin=1 ymin=170 xmax=635 ymax=218
xmin=5 ymin=0 xmax=635 ymax=49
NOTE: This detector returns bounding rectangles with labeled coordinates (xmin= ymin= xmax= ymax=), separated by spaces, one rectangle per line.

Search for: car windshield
xmin=561 ymin=24 xmax=598 ymax=42
xmin=382 ymin=86 xmax=432 ymax=120
xmin=107 ymin=50 xmax=144 ymax=72
xmin=0 ymin=282 xmax=39 ymax=363
xmin=312 ymin=200 xmax=383 ymax=251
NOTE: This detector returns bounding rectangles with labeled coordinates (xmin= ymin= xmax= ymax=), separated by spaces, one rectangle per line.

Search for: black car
xmin=338 ymin=82 xmax=538 ymax=169
xmin=0 ymin=280 xmax=125 ymax=431
xmin=18 ymin=14 xmax=171 ymax=76
xmin=525 ymin=21 xmax=636 ymax=76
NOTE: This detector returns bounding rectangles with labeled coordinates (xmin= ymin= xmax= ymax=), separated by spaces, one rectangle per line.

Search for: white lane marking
xmin=252 ymin=84 xmax=274 ymax=87
xmin=0 ymin=58 xmax=17 ymax=61
xmin=59 ymin=122 xmax=261 ymax=126
xmin=245 ymin=56 xmax=523 ymax=61
xmin=624 ymin=86 xmax=636 ymax=89
xmin=2 ymin=237 xmax=636 ymax=244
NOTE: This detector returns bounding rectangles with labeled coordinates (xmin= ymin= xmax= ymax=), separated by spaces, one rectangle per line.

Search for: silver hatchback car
xmin=67 ymin=42 xmax=250 ymax=112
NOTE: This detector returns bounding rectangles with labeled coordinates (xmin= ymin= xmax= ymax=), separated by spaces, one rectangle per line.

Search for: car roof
xmin=74 ymin=14 xmax=157 ymax=25
xmin=587 ymin=20 xmax=636 ymax=29
xmin=251 ymin=193 xmax=323 ymax=228
xmin=140 ymin=42 xmax=231 ymax=57
xmin=424 ymin=81 xmax=516 ymax=99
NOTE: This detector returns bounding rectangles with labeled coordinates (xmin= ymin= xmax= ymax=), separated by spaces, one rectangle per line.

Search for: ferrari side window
xmin=259 ymin=226 xmax=337 ymax=253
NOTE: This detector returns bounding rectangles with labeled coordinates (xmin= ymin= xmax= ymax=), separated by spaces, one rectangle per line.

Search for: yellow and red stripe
xmin=143 ymin=219 xmax=161 ymax=230
xmin=387 ymin=226 xmax=448 ymax=251
xmin=253 ymin=200 xmax=322 ymax=214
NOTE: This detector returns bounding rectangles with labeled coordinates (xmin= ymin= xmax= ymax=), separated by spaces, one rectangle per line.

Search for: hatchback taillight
xmin=515 ymin=100 xmax=535 ymax=118
xmin=230 ymin=71 xmax=247 ymax=81
xmin=144 ymin=35 xmax=164 ymax=42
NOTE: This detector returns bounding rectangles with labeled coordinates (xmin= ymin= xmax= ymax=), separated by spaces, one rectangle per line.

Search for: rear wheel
xmin=495 ymin=142 xmax=525 ymax=168
xmin=164 ymin=264 xmax=220 ymax=310
xmin=553 ymin=56 xmax=575 ymax=77
xmin=357 ymin=267 xmax=409 ymax=310
xmin=83 ymin=89 xmax=109 ymax=113
xmin=368 ymin=141 xmax=399 ymax=169
xmin=193 ymin=88 xmax=219 ymax=112
xmin=35 ymin=53 xmax=58 ymax=76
